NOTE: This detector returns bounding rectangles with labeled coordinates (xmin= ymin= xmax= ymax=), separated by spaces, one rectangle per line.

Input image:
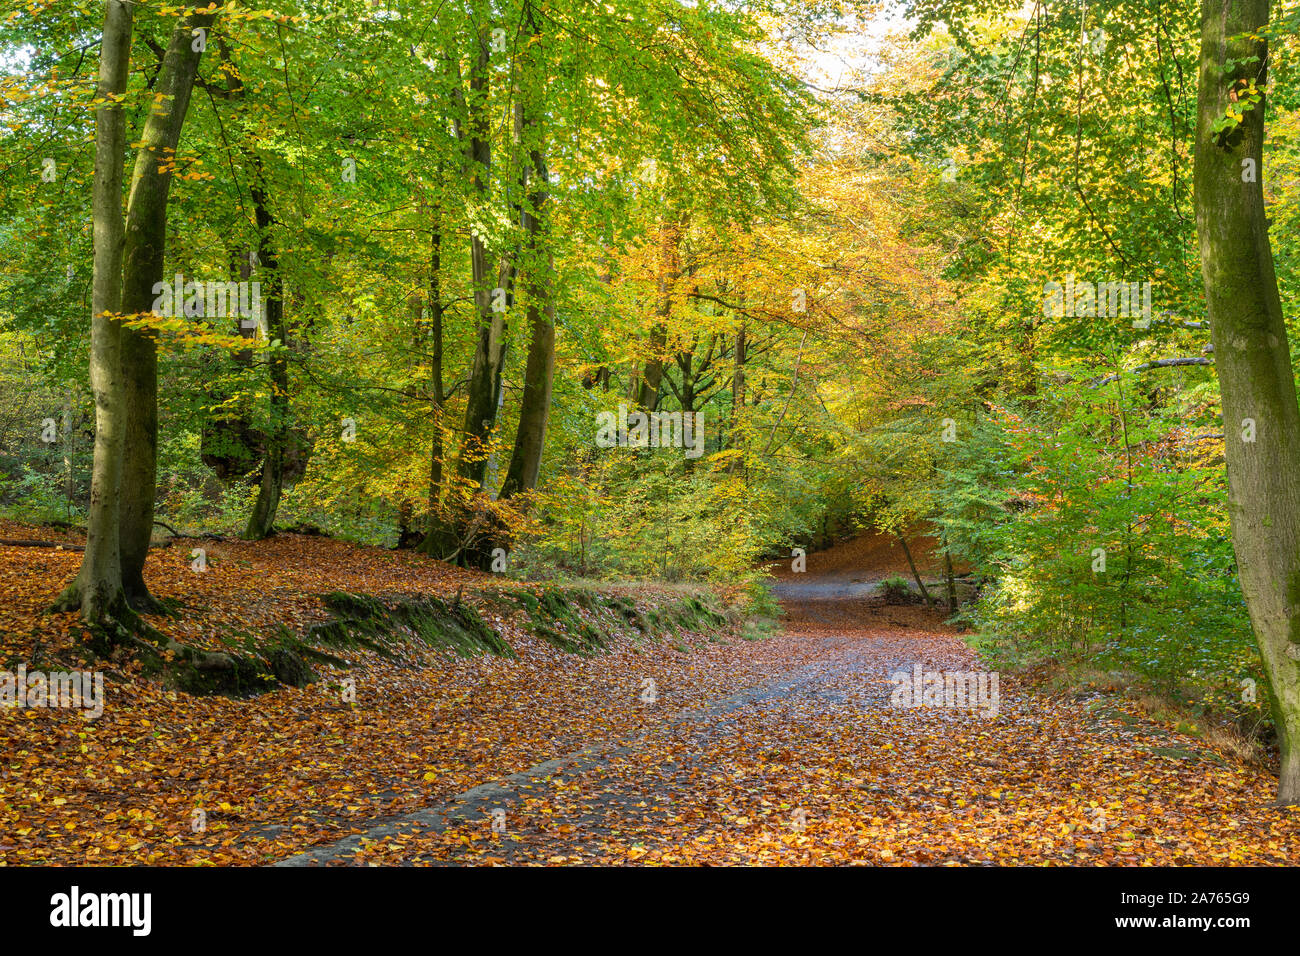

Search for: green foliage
xmin=918 ymin=382 xmax=1259 ymax=721
xmin=842 ymin=8 xmax=1272 ymax=729
xmin=0 ymin=469 xmax=78 ymax=525
xmin=518 ymin=448 xmax=778 ymax=583
xmin=0 ymin=0 xmax=1281 ymax=743
xmin=877 ymin=575 xmax=917 ymax=604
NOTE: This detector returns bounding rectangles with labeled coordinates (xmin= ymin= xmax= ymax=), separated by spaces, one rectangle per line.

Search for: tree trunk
xmin=419 ymin=215 xmax=458 ymax=556
xmin=500 ymin=142 xmax=555 ymax=501
xmin=458 ymin=28 xmax=513 ymax=489
xmin=243 ymin=175 xmax=286 ymax=540
xmin=1195 ymin=0 xmax=1300 ymax=804
xmin=62 ymin=391 xmax=76 ymax=520
xmin=721 ymin=318 xmax=747 ymax=475
xmin=944 ymin=545 xmax=957 ymax=614
xmin=119 ymin=10 xmax=219 ymax=606
xmin=499 ymin=278 xmax=554 ymax=499
xmin=636 ymin=215 xmax=683 ymax=409
xmin=583 ymin=226 xmax=613 ymax=391
xmin=897 ymin=532 xmax=934 ymax=607
xmin=498 ymin=2 xmax=556 ymax=503
xmin=53 ymin=0 xmax=134 ymax=623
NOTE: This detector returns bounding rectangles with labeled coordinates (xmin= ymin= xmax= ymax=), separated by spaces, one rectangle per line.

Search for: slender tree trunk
xmin=897 ymin=532 xmax=934 ymax=607
xmin=420 ymin=216 xmax=457 ymax=556
xmin=944 ymin=545 xmax=957 ymax=614
xmin=730 ymin=323 xmax=746 ymax=427
xmin=53 ymin=0 xmax=134 ymax=623
xmin=62 ymin=392 xmax=75 ymax=520
xmin=583 ymin=227 xmax=613 ymax=391
xmin=726 ymin=322 xmax=747 ymax=475
xmin=119 ymin=10 xmax=219 ymax=605
xmin=243 ymin=176 xmax=286 ymax=540
xmin=1195 ymin=0 xmax=1300 ymax=804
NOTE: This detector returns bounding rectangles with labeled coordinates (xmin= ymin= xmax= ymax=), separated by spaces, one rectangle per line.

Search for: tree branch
xmin=1092 ymin=357 xmax=1212 ymax=387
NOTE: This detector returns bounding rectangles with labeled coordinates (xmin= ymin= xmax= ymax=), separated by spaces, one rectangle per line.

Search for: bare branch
xmin=1092 ymin=357 xmax=1212 ymax=387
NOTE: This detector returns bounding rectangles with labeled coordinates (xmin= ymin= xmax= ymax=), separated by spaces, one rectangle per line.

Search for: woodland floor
xmin=1 ymin=525 xmax=1298 ymax=865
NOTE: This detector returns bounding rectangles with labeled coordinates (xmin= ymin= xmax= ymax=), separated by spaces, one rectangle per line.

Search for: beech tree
xmin=1194 ymin=0 xmax=1300 ymax=804
xmin=53 ymin=0 xmax=135 ymax=626
xmin=119 ymin=8 xmax=220 ymax=607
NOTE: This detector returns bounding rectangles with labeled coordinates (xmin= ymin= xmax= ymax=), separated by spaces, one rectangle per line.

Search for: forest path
xmin=274 ymin=536 xmax=1295 ymax=866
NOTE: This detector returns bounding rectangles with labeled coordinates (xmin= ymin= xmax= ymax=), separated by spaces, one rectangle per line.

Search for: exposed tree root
xmin=49 ymin=587 xmax=312 ymax=697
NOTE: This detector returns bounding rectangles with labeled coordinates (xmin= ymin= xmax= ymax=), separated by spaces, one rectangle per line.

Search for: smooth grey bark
xmin=1195 ymin=0 xmax=1300 ymax=803
xmin=53 ymin=0 xmax=134 ymax=622
xmin=119 ymin=10 xmax=219 ymax=604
